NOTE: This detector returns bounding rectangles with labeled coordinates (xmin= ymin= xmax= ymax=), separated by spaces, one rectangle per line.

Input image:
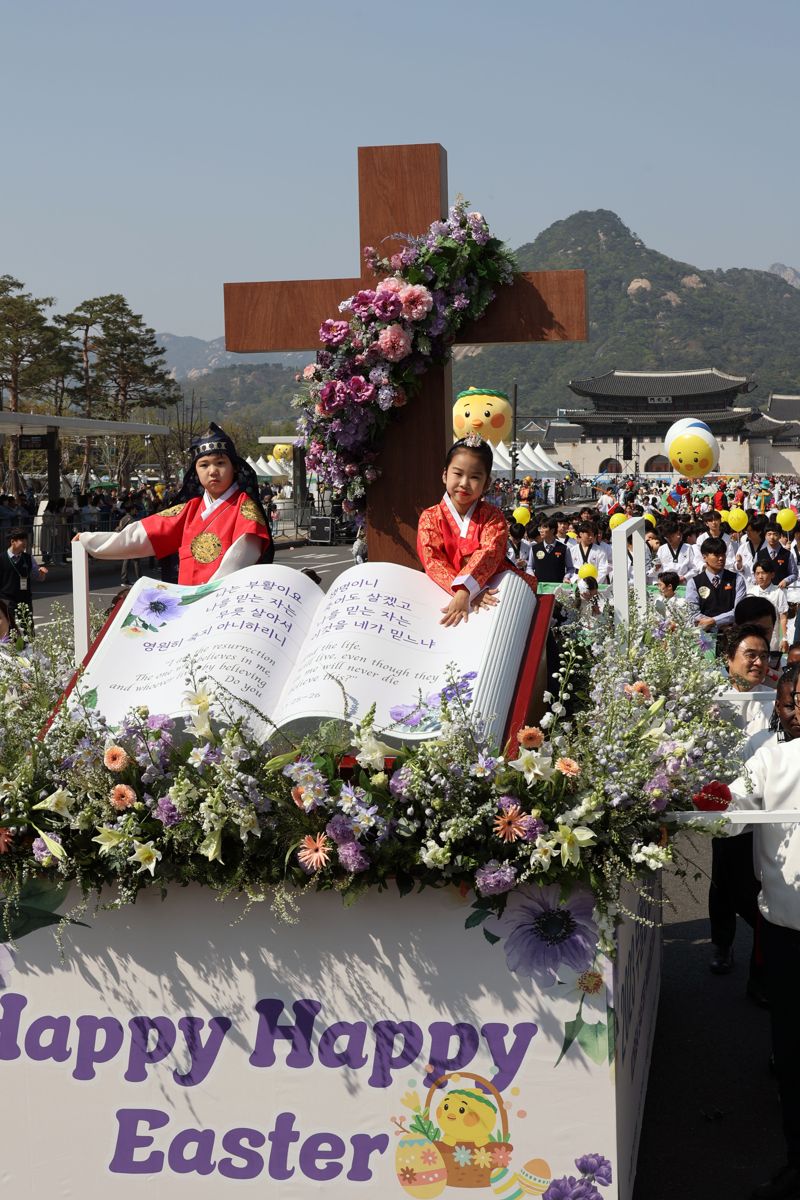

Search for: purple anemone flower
xmin=495 ymin=883 xmax=598 ymax=982
xmin=131 ymin=588 xmax=182 ymax=625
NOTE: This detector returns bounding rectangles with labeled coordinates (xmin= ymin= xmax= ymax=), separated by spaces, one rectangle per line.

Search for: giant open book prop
xmin=76 ymin=563 xmax=537 ymax=745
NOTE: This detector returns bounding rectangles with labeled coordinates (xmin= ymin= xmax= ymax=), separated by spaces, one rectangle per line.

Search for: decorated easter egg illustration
xmin=517 ymin=1156 xmax=553 ymax=1194
xmin=395 ymin=1135 xmax=448 ymax=1198
xmin=453 ymin=387 xmax=513 ymax=444
xmin=491 ymin=1164 xmax=525 ymax=1197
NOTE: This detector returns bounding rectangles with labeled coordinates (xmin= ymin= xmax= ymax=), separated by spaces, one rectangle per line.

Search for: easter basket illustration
xmin=425 ymin=1070 xmax=512 ymax=1188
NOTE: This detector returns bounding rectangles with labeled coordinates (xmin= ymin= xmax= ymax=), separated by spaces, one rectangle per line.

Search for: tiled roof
xmin=561 ymin=408 xmax=756 ymax=430
xmin=767 ymin=393 xmax=800 ymax=421
xmin=568 ymin=368 xmax=756 ymax=399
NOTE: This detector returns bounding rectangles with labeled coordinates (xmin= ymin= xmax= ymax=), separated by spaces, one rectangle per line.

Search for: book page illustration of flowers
xmin=121 ymin=580 xmax=221 ymax=636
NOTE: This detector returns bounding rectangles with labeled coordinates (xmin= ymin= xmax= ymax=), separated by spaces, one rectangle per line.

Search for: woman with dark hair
xmin=417 ymin=434 xmax=535 ymax=628
xmin=74 ymin=423 xmax=273 ymax=585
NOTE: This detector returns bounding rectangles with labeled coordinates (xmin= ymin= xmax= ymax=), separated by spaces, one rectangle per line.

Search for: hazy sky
xmin=2 ymin=0 xmax=798 ymax=340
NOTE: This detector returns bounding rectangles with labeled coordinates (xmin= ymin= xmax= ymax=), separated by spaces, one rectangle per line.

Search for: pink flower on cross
xmin=319 ymin=319 xmax=350 ymax=347
xmin=399 ymin=284 xmax=433 ymax=322
xmin=377 ymin=324 xmax=413 ymax=362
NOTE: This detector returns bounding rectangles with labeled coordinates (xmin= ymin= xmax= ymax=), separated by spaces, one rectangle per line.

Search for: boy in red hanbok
xmin=75 ymin=424 xmax=273 ymax=584
xmin=417 ymin=434 xmax=536 ymax=627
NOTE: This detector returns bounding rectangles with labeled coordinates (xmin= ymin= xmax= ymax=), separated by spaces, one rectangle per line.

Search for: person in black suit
xmin=0 ymin=528 xmax=48 ymax=632
xmin=529 ymin=517 xmax=568 ymax=584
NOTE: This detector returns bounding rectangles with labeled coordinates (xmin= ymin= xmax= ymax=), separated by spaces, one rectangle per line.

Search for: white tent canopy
xmin=257 ymin=455 xmax=287 ymax=478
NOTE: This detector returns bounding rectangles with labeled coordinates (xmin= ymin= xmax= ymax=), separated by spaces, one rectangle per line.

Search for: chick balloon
xmin=453 ymin=387 xmax=513 ymax=445
xmin=663 ymin=419 xmax=719 ymax=480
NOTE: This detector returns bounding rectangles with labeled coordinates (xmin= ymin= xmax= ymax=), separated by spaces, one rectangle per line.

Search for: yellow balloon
xmin=608 ymin=512 xmax=627 ymax=530
xmin=453 ymin=387 xmax=514 ymax=445
xmin=727 ymin=508 xmax=748 ymax=532
xmin=273 ymin=443 xmax=293 ymax=463
xmin=578 ymin=563 xmax=598 ymax=580
xmin=512 ymin=507 xmax=531 ymax=526
xmin=719 ymin=510 xmax=730 ymax=523
xmin=644 ymin=512 xmax=656 ymax=526
xmin=777 ymin=508 xmax=798 ymax=532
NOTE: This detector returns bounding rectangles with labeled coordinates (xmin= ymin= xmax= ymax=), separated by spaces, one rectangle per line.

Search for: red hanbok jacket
xmin=143 ymin=490 xmax=271 ymax=586
xmin=417 ymin=495 xmax=536 ymax=598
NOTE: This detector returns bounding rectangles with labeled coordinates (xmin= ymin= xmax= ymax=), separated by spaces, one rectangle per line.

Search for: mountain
xmin=162 ymin=213 xmax=800 ymax=427
xmin=157 ymin=333 xmax=311 ymax=381
xmin=768 ymin=262 xmax=800 ymax=290
xmin=451 ymin=210 xmax=800 ymax=417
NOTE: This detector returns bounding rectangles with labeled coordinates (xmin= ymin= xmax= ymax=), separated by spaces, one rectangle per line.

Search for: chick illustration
xmin=452 ymin=387 xmax=513 ymax=445
xmin=664 ymin=419 xmax=718 ymax=480
xmin=435 ymin=1088 xmax=498 ymax=1147
xmin=668 ymin=432 xmax=716 ymax=478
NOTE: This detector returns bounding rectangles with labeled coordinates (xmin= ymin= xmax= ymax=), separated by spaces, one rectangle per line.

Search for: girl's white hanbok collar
xmin=201 ymin=483 xmax=239 ymax=520
xmin=442 ymin=492 xmax=479 ymax=538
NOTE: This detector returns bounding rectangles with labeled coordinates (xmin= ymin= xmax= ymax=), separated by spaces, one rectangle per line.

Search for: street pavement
xmin=34 ymin=543 xmax=779 ymax=1199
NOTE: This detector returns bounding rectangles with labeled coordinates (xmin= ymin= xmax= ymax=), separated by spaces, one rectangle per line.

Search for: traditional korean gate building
xmin=541 ymin=367 xmax=769 ymax=475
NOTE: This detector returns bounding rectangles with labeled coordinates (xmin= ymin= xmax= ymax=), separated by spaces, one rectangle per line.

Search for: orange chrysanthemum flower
xmin=109 ymin=784 xmax=137 ymax=811
xmin=104 ymin=745 xmax=130 ymax=772
xmin=624 ymin=681 xmax=652 ymax=703
xmin=493 ymin=806 xmax=527 ymax=843
xmin=297 ymin=833 xmax=331 ymax=872
xmin=517 ymin=726 xmax=544 ymax=750
xmin=555 ymin=757 xmax=581 ymax=778
xmin=0 ymin=827 xmax=13 ymax=854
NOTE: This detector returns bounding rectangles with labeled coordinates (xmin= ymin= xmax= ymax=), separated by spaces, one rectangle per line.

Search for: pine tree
xmin=0 ymin=276 xmax=63 ymax=492
xmin=66 ymin=295 xmax=180 ymax=488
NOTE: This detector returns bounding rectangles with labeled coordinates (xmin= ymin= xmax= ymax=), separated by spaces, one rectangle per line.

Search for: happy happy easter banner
xmin=0 ymin=885 xmax=659 ymax=1199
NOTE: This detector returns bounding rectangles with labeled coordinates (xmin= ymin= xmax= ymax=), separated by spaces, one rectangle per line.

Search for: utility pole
xmin=510 ymin=380 xmax=519 ymax=495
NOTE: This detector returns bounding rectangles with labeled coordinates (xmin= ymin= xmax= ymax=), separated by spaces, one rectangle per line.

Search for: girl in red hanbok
xmin=417 ymin=434 xmax=536 ymax=627
xmin=75 ymin=424 xmax=273 ymax=585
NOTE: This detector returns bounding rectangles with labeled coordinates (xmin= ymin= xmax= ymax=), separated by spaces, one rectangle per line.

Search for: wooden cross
xmin=224 ymin=143 xmax=587 ymax=568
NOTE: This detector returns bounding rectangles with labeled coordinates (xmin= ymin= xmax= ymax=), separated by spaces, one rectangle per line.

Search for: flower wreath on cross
xmin=294 ymin=199 xmax=516 ymax=499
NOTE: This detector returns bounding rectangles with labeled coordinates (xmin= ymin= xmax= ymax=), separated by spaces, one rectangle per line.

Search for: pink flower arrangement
xmin=377 ymin=324 xmax=413 ymax=362
xmin=318 ymin=319 xmax=350 ymax=347
xmin=376 ymin=277 xmax=403 ymax=296
xmin=294 ymin=199 xmax=516 ymax=498
xmin=399 ymin=284 xmax=433 ymax=321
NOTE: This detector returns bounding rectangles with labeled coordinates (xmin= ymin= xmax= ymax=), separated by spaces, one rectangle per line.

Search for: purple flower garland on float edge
xmin=294 ymin=199 xmax=516 ymax=499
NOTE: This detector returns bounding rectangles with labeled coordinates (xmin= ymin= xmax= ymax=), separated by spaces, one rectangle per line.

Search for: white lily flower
xmin=508 ymin=748 xmax=554 ymax=785
xmin=32 ymin=788 xmax=75 ymax=817
xmin=128 ymin=840 xmax=162 ymax=876
xmin=92 ymin=827 xmax=126 ymax=855
xmin=553 ymin=824 xmax=597 ymax=867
